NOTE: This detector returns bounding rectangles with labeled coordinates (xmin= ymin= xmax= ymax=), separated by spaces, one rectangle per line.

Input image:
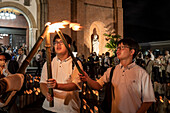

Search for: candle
xmin=94 ymin=106 xmax=98 ymax=113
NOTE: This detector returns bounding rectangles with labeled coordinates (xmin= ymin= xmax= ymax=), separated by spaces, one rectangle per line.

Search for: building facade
xmin=0 ymin=0 xmax=123 ymax=58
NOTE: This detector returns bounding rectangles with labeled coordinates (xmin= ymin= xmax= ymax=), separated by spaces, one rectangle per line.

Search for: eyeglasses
xmin=53 ymin=41 xmax=63 ymax=46
xmin=116 ymin=45 xmax=130 ymax=50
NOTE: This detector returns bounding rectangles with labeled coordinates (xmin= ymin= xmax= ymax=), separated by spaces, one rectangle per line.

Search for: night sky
xmin=123 ymin=0 xmax=170 ymax=43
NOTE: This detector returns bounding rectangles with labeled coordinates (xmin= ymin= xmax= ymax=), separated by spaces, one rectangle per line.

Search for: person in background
xmin=100 ymin=53 xmax=105 ymax=76
xmin=35 ymin=50 xmax=43 ymax=76
xmin=165 ymin=50 xmax=170 ymax=77
xmin=145 ymin=53 xmax=155 ymax=82
xmin=148 ymin=50 xmax=155 ymax=61
xmin=166 ymin=56 xmax=170 ymax=78
xmin=153 ymin=55 xmax=161 ymax=82
xmin=80 ymin=38 xmax=155 ymax=113
xmin=21 ymin=43 xmax=28 ymax=55
xmin=41 ymin=48 xmax=46 ymax=65
xmin=104 ymin=52 xmax=110 ymax=71
xmin=16 ymin=48 xmax=26 ymax=67
xmin=5 ymin=46 xmax=12 ymax=55
xmin=87 ymin=53 xmax=95 ymax=79
xmin=40 ymin=33 xmax=82 ymax=113
xmin=165 ymin=50 xmax=170 ymax=63
xmin=136 ymin=51 xmax=145 ymax=69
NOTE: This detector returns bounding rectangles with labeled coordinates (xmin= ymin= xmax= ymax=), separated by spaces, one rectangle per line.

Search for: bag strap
xmin=146 ymin=59 xmax=151 ymax=67
xmin=109 ymin=67 xmax=115 ymax=82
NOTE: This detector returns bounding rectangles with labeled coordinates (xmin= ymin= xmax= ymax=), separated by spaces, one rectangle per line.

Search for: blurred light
xmin=0 ymin=10 xmax=16 ymax=20
xmin=0 ymin=33 xmax=8 ymax=39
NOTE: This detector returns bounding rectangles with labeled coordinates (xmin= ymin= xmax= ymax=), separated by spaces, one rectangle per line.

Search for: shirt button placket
xmin=122 ymin=70 xmax=125 ymax=76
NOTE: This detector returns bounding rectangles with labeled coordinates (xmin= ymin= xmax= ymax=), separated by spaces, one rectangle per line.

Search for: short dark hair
xmin=147 ymin=53 xmax=151 ymax=58
xmin=105 ymin=52 xmax=110 ymax=56
xmin=53 ymin=33 xmax=72 ymax=45
xmin=117 ymin=38 xmax=139 ymax=59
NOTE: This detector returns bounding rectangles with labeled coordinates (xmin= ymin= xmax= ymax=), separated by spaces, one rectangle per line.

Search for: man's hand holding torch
xmin=46 ymin=79 xmax=57 ymax=102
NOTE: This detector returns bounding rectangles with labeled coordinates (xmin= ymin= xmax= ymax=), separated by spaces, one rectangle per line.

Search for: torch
xmin=45 ymin=24 xmax=54 ymax=107
xmin=0 ymin=25 xmax=49 ymax=107
xmin=56 ymin=30 xmax=83 ymax=74
xmin=49 ymin=21 xmax=83 ymax=74
xmin=48 ymin=21 xmax=96 ymax=102
xmin=56 ymin=30 xmax=96 ymax=97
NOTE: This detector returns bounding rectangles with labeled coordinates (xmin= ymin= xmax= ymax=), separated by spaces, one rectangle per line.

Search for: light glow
xmin=47 ymin=20 xmax=82 ymax=33
xmin=69 ymin=23 xmax=82 ymax=31
xmin=48 ymin=22 xmax=67 ymax=33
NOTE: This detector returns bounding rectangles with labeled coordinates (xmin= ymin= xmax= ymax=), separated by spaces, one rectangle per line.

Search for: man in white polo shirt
xmin=80 ymin=38 xmax=155 ymax=113
xmin=40 ymin=34 xmax=82 ymax=113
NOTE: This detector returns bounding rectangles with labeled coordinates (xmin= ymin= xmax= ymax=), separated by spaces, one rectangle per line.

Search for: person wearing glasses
xmin=40 ymin=34 xmax=82 ymax=113
xmin=80 ymin=38 xmax=155 ymax=113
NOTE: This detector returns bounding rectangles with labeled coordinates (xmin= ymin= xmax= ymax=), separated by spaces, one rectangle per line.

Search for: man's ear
xmin=68 ymin=44 xmax=71 ymax=48
xmin=130 ymin=49 xmax=135 ymax=56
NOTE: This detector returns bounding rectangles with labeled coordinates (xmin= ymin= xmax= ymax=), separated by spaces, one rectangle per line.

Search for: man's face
xmin=165 ymin=51 xmax=169 ymax=55
xmin=116 ymin=43 xmax=133 ymax=60
xmin=18 ymin=49 xmax=23 ymax=55
xmin=0 ymin=55 xmax=6 ymax=68
xmin=54 ymin=39 xmax=69 ymax=55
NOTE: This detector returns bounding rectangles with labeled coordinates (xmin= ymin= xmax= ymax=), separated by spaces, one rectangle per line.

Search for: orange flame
xmin=62 ymin=20 xmax=71 ymax=24
xmin=35 ymin=91 xmax=39 ymax=95
xmin=37 ymin=88 xmax=40 ymax=93
xmin=83 ymin=105 xmax=86 ymax=110
xmin=94 ymin=106 xmax=98 ymax=111
xmin=47 ymin=20 xmax=82 ymax=33
xmin=69 ymin=23 xmax=82 ymax=31
xmin=90 ymin=109 xmax=94 ymax=113
xmin=83 ymin=99 xmax=87 ymax=104
xmin=48 ymin=22 xmax=67 ymax=33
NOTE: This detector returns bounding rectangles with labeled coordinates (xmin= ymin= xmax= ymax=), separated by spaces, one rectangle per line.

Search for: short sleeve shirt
xmin=97 ymin=62 xmax=155 ymax=113
xmin=40 ymin=56 xmax=82 ymax=113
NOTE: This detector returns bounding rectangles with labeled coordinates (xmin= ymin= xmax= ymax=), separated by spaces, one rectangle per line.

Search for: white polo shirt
xmin=97 ymin=62 xmax=155 ymax=113
xmin=40 ymin=56 xmax=82 ymax=113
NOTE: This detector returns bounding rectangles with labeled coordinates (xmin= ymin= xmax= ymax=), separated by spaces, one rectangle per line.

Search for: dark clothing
xmin=8 ymin=60 xmax=19 ymax=74
xmin=87 ymin=56 xmax=95 ymax=79
xmin=136 ymin=58 xmax=145 ymax=69
xmin=0 ymin=79 xmax=7 ymax=95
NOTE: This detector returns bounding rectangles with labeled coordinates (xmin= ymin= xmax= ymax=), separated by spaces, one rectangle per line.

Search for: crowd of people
xmin=0 ymin=34 xmax=169 ymax=113
xmin=136 ymin=50 xmax=170 ymax=83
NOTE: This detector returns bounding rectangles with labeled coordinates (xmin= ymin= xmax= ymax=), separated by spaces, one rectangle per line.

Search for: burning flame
xmin=90 ymin=109 xmax=94 ymax=113
xmin=35 ymin=91 xmax=39 ymax=95
xmin=69 ymin=23 xmax=82 ymax=31
xmin=48 ymin=22 xmax=66 ymax=33
xmin=47 ymin=20 xmax=82 ymax=33
xmin=159 ymin=96 xmax=164 ymax=103
xmin=83 ymin=99 xmax=87 ymax=104
xmin=37 ymin=88 xmax=41 ymax=93
xmin=94 ymin=106 xmax=98 ymax=111
xmin=83 ymin=105 xmax=86 ymax=110
xmin=33 ymin=87 xmax=36 ymax=91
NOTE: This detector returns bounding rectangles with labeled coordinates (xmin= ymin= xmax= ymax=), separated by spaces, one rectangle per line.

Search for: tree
xmin=104 ymin=33 xmax=121 ymax=57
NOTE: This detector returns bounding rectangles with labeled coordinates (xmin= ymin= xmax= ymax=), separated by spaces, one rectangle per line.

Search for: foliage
xmin=104 ymin=33 xmax=121 ymax=56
